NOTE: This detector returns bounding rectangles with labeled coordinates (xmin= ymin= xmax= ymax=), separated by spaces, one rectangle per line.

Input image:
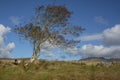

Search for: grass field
xmin=0 ymin=60 xmax=120 ymax=80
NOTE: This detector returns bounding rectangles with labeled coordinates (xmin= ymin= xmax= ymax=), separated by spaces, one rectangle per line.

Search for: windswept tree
xmin=14 ymin=5 xmax=84 ymax=63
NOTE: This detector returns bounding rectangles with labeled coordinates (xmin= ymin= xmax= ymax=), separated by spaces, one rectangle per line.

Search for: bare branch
xmin=14 ymin=5 xmax=85 ymax=63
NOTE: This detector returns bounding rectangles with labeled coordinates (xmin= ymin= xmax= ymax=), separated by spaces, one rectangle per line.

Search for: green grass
xmin=0 ymin=60 xmax=120 ymax=80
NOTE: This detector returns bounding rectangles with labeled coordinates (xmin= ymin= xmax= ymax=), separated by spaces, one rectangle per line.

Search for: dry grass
xmin=0 ymin=60 xmax=120 ymax=80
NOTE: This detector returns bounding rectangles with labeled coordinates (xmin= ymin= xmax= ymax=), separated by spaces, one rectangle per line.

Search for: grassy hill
xmin=0 ymin=58 xmax=120 ymax=80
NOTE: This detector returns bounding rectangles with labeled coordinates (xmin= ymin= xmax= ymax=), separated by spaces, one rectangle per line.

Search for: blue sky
xmin=0 ymin=0 xmax=120 ymax=60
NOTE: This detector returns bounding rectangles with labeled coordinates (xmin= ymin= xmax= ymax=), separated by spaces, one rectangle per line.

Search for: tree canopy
xmin=14 ymin=5 xmax=85 ymax=63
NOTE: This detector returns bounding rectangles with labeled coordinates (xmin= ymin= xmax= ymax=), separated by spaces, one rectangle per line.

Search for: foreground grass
xmin=0 ymin=60 xmax=120 ymax=80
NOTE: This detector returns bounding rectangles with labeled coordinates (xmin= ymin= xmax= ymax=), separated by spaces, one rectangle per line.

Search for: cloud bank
xmin=77 ymin=34 xmax=103 ymax=41
xmin=103 ymin=24 xmax=120 ymax=45
xmin=78 ymin=24 xmax=120 ymax=44
xmin=0 ymin=24 xmax=15 ymax=58
xmin=70 ymin=24 xmax=120 ymax=58
xmin=80 ymin=44 xmax=120 ymax=58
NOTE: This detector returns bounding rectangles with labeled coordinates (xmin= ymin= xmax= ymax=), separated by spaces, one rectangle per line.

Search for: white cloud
xmin=64 ymin=46 xmax=79 ymax=55
xmin=79 ymin=44 xmax=120 ymax=58
xmin=0 ymin=24 xmax=10 ymax=36
xmin=76 ymin=24 xmax=120 ymax=45
xmin=72 ymin=24 xmax=120 ymax=58
xmin=0 ymin=24 xmax=11 ymax=45
xmin=76 ymin=34 xmax=103 ymax=41
xmin=94 ymin=16 xmax=108 ymax=25
xmin=63 ymin=44 xmax=120 ymax=59
xmin=10 ymin=16 xmax=20 ymax=25
xmin=0 ymin=24 xmax=15 ymax=58
xmin=103 ymin=24 xmax=120 ymax=45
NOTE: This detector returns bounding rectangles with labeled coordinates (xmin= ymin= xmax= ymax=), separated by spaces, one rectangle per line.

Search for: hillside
xmin=68 ymin=57 xmax=120 ymax=65
xmin=0 ymin=57 xmax=120 ymax=65
xmin=0 ymin=57 xmax=120 ymax=80
xmin=80 ymin=57 xmax=120 ymax=62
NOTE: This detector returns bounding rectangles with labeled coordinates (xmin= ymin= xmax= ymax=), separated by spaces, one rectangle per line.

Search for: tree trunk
xmin=30 ymin=54 xmax=36 ymax=63
xmin=25 ymin=48 xmax=40 ymax=67
xmin=30 ymin=44 xmax=41 ymax=63
xmin=25 ymin=42 xmax=42 ymax=67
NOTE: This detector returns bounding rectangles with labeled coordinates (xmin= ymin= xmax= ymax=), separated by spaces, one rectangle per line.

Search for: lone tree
xmin=14 ymin=5 xmax=84 ymax=63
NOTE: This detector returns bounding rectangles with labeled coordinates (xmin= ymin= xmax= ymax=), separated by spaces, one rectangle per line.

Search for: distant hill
xmin=0 ymin=57 xmax=120 ymax=65
xmin=80 ymin=57 xmax=106 ymax=61
xmin=80 ymin=57 xmax=120 ymax=62
xmin=77 ymin=57 xmax=120 ymax=65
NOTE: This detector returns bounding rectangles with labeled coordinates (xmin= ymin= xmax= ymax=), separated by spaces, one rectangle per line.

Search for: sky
xmin=0 ymin=0 xmax=120 ymax=60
